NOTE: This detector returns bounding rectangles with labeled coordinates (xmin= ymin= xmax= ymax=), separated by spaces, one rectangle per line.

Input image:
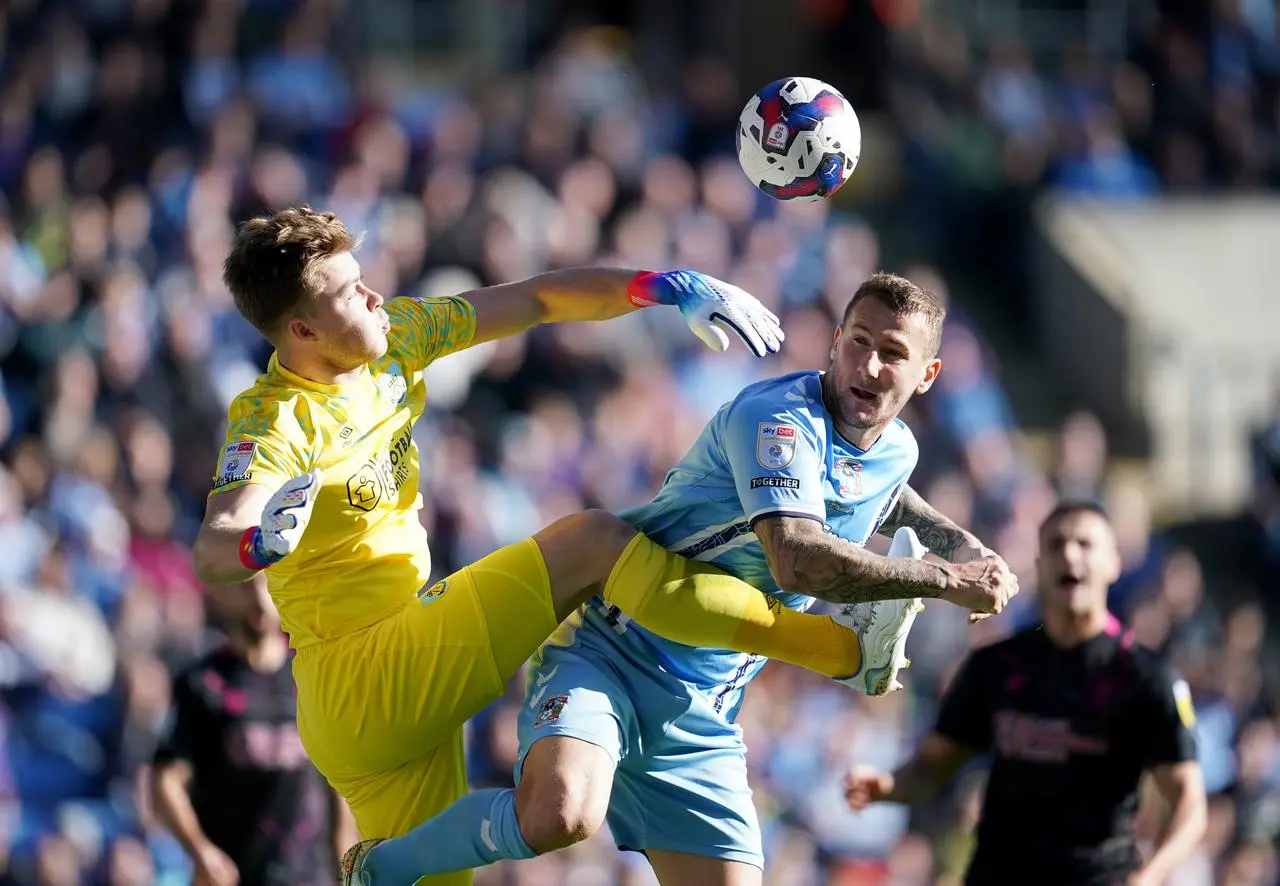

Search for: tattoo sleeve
xmin=756 ymin=515 xmax=952 ymax=605
xmin=876 ymin=485 xmax=977 ymax=562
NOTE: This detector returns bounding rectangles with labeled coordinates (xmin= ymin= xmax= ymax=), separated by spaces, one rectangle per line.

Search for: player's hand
xmin=949 ymin=542 xmax=1010 ymax=623
xmin=941 ymin=553 xmax=1019 ymax=620
xmin=950 ymin=539 xmax=996 ymax=565
xmin=249 ymin=470 xmax=323 ymax=566
xmin=193 ymin=842 xmax=239 ymax=886
xmin=844 ymin=765 xmax=894 ymax=811
xmin=629 ymin=270 xmax=784 ymax=357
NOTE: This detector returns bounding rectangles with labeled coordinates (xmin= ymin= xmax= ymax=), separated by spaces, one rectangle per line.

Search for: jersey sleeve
xmin=935 ymin=652 xmax=994 ymax=750
xmin=1136 ymin=659 xmax=1199 ymax=766
xmin=384 ymin=295 xmax=478 ymax=373
xmin=152 ymin=672 xmax=201 ymax=765
xmin=722 ymin=395 xmax=826 ymax=524
xmin=211 ymin=397 xmax=308 ymax=495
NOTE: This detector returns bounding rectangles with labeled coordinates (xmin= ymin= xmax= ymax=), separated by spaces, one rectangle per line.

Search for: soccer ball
xmin=735 ymin=77 xmax=861 ymax=202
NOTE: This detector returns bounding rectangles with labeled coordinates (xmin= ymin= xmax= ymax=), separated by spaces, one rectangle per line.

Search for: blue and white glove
xmin=627 ymin=270 xmax=785 ymax=357
xmin=239 ymin=470 xmax=323 ymax=571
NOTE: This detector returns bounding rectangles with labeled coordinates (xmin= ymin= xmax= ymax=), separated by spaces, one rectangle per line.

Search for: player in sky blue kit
xmin=344 ymin=273 xmax=1018 ymax=886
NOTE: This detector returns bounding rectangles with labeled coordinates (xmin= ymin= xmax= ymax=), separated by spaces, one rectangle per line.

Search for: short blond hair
xmin=222 ymin=206 xmax=357 ymax=336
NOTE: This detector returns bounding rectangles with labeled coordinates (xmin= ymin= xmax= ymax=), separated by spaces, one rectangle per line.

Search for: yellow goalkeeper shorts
xmin=293 ymin=538 xmax=557 ymax=868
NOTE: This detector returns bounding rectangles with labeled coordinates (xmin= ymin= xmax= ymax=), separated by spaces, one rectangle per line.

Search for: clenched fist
xmin=239 ymin=470 xmax=323 ymax=571
xmin=942 ymin=552 xmax=1019 ymax=624
xmin=844 ymin=765 xmax=894 ymax=812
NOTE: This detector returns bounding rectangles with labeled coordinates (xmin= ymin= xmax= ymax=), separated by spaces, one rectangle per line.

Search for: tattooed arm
xmin=756 ymin=514 xmax=1014 ymax=612
xmin=755 ymin=514 xmax=954 ymax=605
xmin=876 ymin=485 xmax=983 ymax=562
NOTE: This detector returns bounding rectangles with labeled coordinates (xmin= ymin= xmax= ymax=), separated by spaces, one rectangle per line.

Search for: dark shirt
xmin=154 ymin=645 xmax=337 ymax=885
xmin=936 ymin=623 xmax=1198 ymax=886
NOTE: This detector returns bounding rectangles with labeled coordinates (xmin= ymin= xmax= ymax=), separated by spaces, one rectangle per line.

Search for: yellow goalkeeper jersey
xmin=210 ymin=295 xmax=476 ymax=648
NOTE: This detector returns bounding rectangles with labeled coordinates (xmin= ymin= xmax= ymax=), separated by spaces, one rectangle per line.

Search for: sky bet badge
xmin=756 ymin=422 xmax=797 ymax=469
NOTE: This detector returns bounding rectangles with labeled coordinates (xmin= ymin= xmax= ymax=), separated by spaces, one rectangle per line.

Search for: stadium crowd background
xmin=0 ymin=0 xmax=1278 ymax=883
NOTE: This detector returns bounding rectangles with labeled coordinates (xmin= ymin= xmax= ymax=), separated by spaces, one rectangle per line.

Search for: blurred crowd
xmin=882 ymin=0 xmax=1280 ymax=323
xmin=0 ymin=0 xmax=1277 ymax=883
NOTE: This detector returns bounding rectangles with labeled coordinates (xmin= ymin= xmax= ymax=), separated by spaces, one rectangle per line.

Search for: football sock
xmin=601 ymin=533 xmax=861 ymax=679
xmin=360 ymin=788 xmax=534 ymax=880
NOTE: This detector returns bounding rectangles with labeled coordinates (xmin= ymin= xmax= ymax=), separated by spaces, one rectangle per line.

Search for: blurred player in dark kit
xmin=846 ymin=502 xmax=1207 ymax=886
xmin=151 ymin=574 xmax=355 ymax=886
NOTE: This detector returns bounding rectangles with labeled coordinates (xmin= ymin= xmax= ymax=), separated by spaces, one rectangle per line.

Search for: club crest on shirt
xmin=756 ymin=422 xmax=797 ymax=469
xmin=533 ymin=693 xmax=569 ymax=728
xmin=417 ymin=579 xmax=448 ymax=607
xmin=1172 ymin=679 xmax=1197 ymax=729
xmin=379 ymin=362 xmax=407 ymax=405
xmin=832 ymin=457 xmax=863 ymax=497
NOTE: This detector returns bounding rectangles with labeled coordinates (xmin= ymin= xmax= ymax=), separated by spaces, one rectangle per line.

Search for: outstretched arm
xmin=756 ymin=514 xmax=954 ymax=605
xmin=465 ymin=268 xmax=783 ymax=355
xmin=877 ymin=485 xmax=983 ymax=562
xmin=848 ymin=651 xmax=991 ymax=812
xmin=466 ymin=269 xmax=641 ymax=342
xmin=845 ymin=732 xmax=978 ymax=810
xmin=755 ymin=514 xmax=1014 ymax=615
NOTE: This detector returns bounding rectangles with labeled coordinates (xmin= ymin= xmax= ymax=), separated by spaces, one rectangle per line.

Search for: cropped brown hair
xmin=1039 ymin=500 xmax=1110 ymax=536
xmin=222 ymin=206 xmax=357 ymax=336
xmin=841 ymin=272 xmax=946 ymax=358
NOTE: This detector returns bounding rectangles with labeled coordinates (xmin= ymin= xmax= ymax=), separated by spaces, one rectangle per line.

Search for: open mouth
xmin=850 ymin=386 xmax=878 ymax=403
xmin=1058 ymin=575 xmax=1084 ymax=590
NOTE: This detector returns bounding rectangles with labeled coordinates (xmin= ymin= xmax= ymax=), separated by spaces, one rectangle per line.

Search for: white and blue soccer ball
xmin=735 ymin=76 xmax=862 ymax=202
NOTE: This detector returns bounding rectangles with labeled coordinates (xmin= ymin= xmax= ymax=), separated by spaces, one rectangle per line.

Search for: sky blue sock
xmin=361 ymin=788 xmax=535 ymax=882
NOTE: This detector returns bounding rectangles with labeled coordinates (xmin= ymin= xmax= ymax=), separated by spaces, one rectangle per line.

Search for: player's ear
xmin=829 ymin=325 xmax=842 ymax=362
xmin=287 ymin=315 xmax=319 ymax=343
xmin=1101 ymin=535 xmax=1123 ymax=584
xmin=916 ymin=357 xmax=942 ymax=394
xmin=1100 ymin=519 xmax=1121 ymax=581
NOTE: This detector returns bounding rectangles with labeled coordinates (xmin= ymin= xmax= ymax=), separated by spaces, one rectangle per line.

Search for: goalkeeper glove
xmin=238 ymin=470 xmax=323 ymax=571
xmin=627 ymin=270 xmax=784 ymax=357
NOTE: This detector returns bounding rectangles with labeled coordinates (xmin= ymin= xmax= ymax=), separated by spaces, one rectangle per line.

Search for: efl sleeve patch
xmin=214 ymin=441 xmax=257 ymax=488
xmin=756 ymin=422 xmax=798 ymax=469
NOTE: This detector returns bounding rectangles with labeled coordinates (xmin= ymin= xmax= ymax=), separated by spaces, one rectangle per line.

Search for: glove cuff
xmin=238 ymin=527 xmax=277 ymax=572
xmin=626 ymin=271 xmax=667 ymax=308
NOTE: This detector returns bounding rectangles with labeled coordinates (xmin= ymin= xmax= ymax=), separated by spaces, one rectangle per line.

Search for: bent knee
xmin=536 ymin=510 xmax=637 ymax=615
xmin=515 ymin=739 xmax=613 ymax=854
xmin=564 ymin=509 xmax=636 ymax=564
xmin=519 ymin=802 xmax=605 ymax=853
xmin=516 ymin=783 xmax=607 ymax=853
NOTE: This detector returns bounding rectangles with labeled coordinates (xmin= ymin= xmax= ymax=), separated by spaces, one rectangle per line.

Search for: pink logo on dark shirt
xmin=994 ymin=710 xmax=1109 ymax=762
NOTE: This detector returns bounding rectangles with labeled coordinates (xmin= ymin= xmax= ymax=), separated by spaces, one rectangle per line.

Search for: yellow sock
xmin=600 ymin=533 xmax=861 ymax=679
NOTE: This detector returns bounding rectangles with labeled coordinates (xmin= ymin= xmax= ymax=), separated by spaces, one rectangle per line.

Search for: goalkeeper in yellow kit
xmin=192 ymin=207 xmax=887 ymax=883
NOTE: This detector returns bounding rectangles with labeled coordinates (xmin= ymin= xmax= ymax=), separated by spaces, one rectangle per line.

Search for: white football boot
xmin=833 ymin=527 xmax=928 ymax=696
